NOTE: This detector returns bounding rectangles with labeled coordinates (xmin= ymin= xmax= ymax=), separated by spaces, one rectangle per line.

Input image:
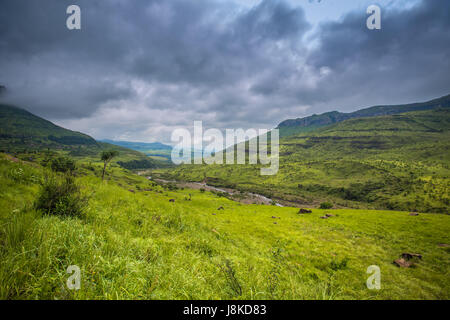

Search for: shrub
xmin=320 ymin=202 xmax=333 ymax=209
xmin=50 ymin=156 xmax=76 ymax=174
xmin=34 ymin=175 xmax=87 ymax=218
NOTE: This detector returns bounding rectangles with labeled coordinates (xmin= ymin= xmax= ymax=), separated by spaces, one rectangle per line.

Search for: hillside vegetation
xmin=158 ymin=108 xmax=450 ymax=213
xmin=0 ymin=153 xmax=449 ymax=299
xmin=0 ymin=104 xmax=167 ymax=169
xmin=277 ymin=94 xmax=450 ymax=137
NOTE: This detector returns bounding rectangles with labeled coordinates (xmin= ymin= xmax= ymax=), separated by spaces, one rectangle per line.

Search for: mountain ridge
xmin=277 ymin=93 xmax=450 ymax=137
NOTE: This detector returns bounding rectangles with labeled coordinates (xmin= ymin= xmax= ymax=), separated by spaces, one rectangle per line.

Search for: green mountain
xmin=0 ymin=104 xmax=166 ymax=169
xmin=277 ymin=94 xmax=450 ymax=137
xmin=159 ymin=106 xmax=450 ymax=213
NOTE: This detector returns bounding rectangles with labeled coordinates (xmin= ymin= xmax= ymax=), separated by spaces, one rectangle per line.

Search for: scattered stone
xmin=128 ymin=189 xmax=135 ymax=193
xmin=409 ymin=212 xmax=419 ymax=216
xmin=169 ymin=199 xmax=175 ymax=203
xmin=273 ymin=222 xmax=277 ymax=224
xmin=320 ymin=216 xmax=328 ymax=219
xmin=394 ymin=258 xmax=413 ymax=268
xmin=217 ymin=206 xmax=224 ymax=210
xmin=438 ymin=243 xmax=450 ymax=247
xmin=325 ymin=214 xmax=335 ymax=218
xmin=299 ymin=208 xmax=312 ymax=214
xmin=212 ymin=213 xmax=216 ymax=216
xmin=393 ymin=252 xmax=422 ymax=268
xmin=272 ymin=216 xmax=281 ymax=219
xmin=401 ymin=253 xmax=422 ymax=260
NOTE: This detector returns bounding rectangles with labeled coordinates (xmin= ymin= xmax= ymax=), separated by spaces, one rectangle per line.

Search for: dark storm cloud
xmin=303 ymin=0 xmax=450 ymax=109
xmin=0 ymin=0 xmax=448 ymax=142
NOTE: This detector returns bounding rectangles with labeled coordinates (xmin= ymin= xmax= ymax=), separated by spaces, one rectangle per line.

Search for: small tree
xmin=101 ymin=150 xmax=119 ymax=181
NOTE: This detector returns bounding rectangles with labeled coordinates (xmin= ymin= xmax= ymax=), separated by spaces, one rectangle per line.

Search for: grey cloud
xmin=0 ymin=0 xmax=448 ymax=142
xmin=304 ymin=0 xmax=450 ymax=109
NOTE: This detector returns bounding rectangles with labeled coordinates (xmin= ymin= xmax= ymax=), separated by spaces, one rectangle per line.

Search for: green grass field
xmin=1 ymin=153 xmax=448 ymax=300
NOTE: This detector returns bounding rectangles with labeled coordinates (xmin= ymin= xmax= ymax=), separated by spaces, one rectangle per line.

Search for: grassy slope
xmin=0 ymin=153 xmax=449 ymax=299
xmin=0 ymin=104 xmax=167 ymax=168
xmin=158 ymin=109 xmax=450 ymax=213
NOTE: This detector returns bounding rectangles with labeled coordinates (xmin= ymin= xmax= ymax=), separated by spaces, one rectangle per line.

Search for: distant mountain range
xmin=100 ymin=139 xmax=173 ymax=162
xmin=100 ymin=140 xmax=172 ymax=152
xmin=277 ymin=94 xmax=450 ymax=137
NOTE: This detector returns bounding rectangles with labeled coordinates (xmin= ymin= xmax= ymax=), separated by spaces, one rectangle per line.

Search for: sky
xmin=0 ymin=0 xmax=449 ymax=144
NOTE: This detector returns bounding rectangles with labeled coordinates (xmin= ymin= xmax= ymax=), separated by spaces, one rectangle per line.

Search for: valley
xmin=0 ymin=95 xmax=449 ymax=300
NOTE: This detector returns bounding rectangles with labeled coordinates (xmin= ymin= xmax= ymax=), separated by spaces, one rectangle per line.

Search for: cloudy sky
xmin=0 ymin=0 xmax=449 ymax=144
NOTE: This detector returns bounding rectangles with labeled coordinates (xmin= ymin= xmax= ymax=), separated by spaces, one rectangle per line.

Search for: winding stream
xmin=151 ymin=178 xmax=284 ymax=207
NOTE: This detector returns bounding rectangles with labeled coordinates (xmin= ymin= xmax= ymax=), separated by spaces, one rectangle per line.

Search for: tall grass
xmin=0 ymin=153 xmax=449 ymax=300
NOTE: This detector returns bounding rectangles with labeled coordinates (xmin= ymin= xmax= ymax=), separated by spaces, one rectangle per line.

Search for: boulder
xmin=298 ymin=208 xmax=312 ymax=214
xmin=394 ymin=258 xmax=412 ymax=268
xmin=409 ymin=212 xmax=419 ymax=216
xmin=393 ymin=252 xmax=422 ymax=268
xmin=401 ymin=253 xmax=422 ymax=260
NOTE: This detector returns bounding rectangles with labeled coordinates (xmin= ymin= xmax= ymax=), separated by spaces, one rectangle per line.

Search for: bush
xmin=50 ymin=156 xmax=76 ymax=174
xmin=320 ymin=202 xmax=333 ymax=209
xmin=34 ymin=175 xmax=87 ymax=218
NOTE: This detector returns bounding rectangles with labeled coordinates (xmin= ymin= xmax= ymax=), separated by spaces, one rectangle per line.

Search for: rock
xmin=272 ymin=216 xmax=278 ymax=219
xmin=169 ymin=199 xmax=175 ymax=203
xmin=394 ymin=252 xmax=422 ymax=268
xmin=298 ymin=208 xmax=312 ymax=214
xmin=212 ymin=213 xmax=216 ymax=216
xmin=273 ymin=222 xmax=277 ymax=224
xmin=438 ymin=243 xmax=450 ymax=247
xmin=217 ymin=206 xmax=224 ymax=210
xmin=325 ymin=214 xmax=335 ymax=218
xmin=401 ymin=253 xmax=422 ymax=260
xmin=409 ymin=212 xmax=419 ymax=216
xmin=394 ymin=258 xmax=413 ymax=268
xmin=128 ymin=189 xmax=135 ymax=193
xmin=320 ymin=216 xmax=328 ymax=219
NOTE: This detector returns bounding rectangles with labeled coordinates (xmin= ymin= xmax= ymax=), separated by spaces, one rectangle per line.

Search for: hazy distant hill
xmin=277 ymin=94 xmax=450 ymax=137
xmin=100 ymin=140 xmax=172 ymax=151
xmin=101 ymin=139 xmax=173 ymax=162
xmin=0 ymin=104 xmax=167 ymax=169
